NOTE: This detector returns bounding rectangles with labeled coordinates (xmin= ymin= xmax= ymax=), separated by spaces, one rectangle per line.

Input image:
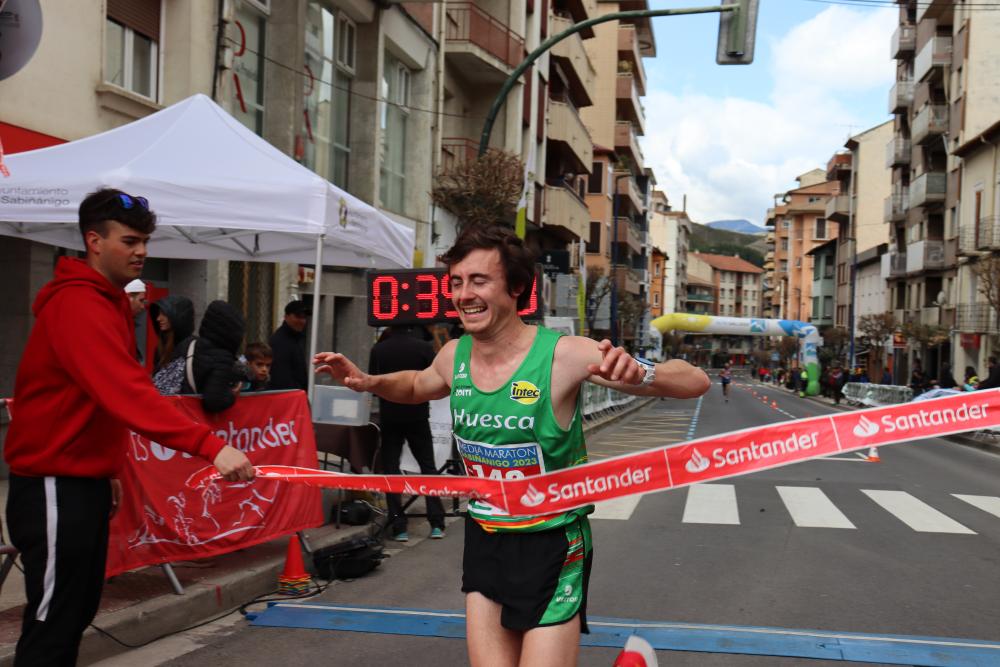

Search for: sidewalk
xmin=747 ymin=378 xmax=1000 ymax=457
xmin=0 ymin=396 xmax=653 ymax=665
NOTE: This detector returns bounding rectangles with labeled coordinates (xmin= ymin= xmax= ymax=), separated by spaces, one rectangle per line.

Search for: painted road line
xmin=952 ymin=494 xmax=1000 ymax=519
xmin=590 ymin=495 xmax=643 ymax=521
xmin=776 ymin=486 xmax=856 ymax=529
xmin=248 ymin=602 xmax=1000 ymax=665
xmin=682 ymin=483 xmax=739 ymax=525
xmin=686 ymin=395 xmax=702 ymax=440
xmin=862 ymin=490 xmax=976 ymax=534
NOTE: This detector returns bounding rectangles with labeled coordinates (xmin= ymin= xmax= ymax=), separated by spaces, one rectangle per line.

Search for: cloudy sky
xmin=641 ymin=0 xmax=897 ymax=225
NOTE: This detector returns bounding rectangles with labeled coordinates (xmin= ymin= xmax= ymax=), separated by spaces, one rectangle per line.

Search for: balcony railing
xmin=614 ymin=121 xmax=644 ymax=173
xmin=977 ymin=215 xmax=1000 ymax=250
xmin=956 ymin=303 xmax=998 ymax=333
xmin=885 ymin=252 xmax=906 ymax=277
xmin=615 ymin=73 xmax=645 ymax=134
xmin=551 ymin=16 xmax=596 ymax=107
xmin=884 ymin=187 xmax=909 ymax=222
xmin=889 ymin=80 xmax=914 ymax=114
xmin=441 ymin=137 xmax=478 ymax=171
xmin=912 ymin=104 xmax=948 ymax=145
xmin=615 ymin=217 xmax=643 ymax=255
xmin=547 ymin=100 xmax=593 ymax=172
xmin=909 ymin=172 xmax=946 ymax=208
xmin=687 ymin=292 xmax=714 ymax=303
xmin=914 ymin=35 xmax=952 ymax=82
xmin=825 ymin=194 xmax=850 ymax=222
xmin=544 ymin=184 xmax=589 ymax=241
xmin=613 ymin=170 xmax=644 ymax=213
xmin=885 ymin=136 xmax=911 ymax=167
xmin=616 ymin=24 xmax=647 ymax=96
xmin=445 ymin=3 xmax=524 ymax=70
xmin=891 ymin=23 xmax=915 ymax=58
xmin=905 ymin=239 xmax=944 ymax=273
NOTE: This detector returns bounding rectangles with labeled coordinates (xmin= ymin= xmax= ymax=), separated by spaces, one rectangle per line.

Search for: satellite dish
xmin=0 ymin=0 xmax=43 ymax=81
xmin=935 ymin=290 xmax=947 ymax=306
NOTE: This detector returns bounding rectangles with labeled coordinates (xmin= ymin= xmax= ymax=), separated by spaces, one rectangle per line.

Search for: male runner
xmin=314 ymin=225 xmax=709 ymax=666
xmin=720 ymin=363 xmax=732 ymax=402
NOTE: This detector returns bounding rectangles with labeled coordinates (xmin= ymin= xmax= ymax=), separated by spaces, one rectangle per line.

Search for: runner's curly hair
xmin=438 ymin=225 xmax=536 ymax=310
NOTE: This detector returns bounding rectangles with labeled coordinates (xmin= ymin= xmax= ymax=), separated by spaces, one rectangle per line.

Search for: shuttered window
xmin=107 ymin=0 xmax=161 ymax=42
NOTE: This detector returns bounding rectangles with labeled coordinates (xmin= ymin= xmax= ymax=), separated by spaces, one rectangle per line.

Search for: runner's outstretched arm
xmin=558 ymin=337 xmax=710 ymax=398
xmin=313 ymin=340 xmax=456 ymax=404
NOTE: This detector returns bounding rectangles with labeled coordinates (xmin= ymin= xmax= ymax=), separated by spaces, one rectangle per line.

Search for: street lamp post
xmin=611 ymin=172 xmax=632 ymax=346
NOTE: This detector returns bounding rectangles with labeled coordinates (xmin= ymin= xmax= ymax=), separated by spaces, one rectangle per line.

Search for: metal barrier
xmin=581 ymin=384 xmax=636 ymax=420
xmin=841 ymin=383 xmax=913 ymax=407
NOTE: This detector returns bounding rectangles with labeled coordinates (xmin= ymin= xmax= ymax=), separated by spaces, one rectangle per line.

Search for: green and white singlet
xmin=451 ymin=326 xmax=593 ymax=532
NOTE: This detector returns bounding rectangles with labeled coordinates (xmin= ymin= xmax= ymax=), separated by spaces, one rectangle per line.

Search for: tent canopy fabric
xmin=0 ymin=94 xmax=413 ymax=268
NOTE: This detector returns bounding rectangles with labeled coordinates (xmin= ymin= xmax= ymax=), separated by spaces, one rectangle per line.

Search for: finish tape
xmin=188 ymin=389 xmax=1000 ymax=517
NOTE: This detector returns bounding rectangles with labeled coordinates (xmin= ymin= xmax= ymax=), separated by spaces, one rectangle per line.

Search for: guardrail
xmin=842 ymin=383 xmax=913 ymax=407
xmin=582 ymin=384 xmax=637 ymax=419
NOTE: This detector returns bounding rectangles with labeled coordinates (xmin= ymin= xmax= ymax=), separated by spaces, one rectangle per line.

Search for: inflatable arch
xmin=650 ymin=313 xmax=822 ymax=396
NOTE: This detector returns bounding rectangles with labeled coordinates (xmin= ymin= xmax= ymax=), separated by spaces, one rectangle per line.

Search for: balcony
xmin=547 ymin=101 xmax=593 ymax=173
xmin=614 ymin=268 xmax=641 ymax=295
xmin=884 ymin=187 xmax=908 ymax=222
xmin=825 ymin=194 xmax=850 ymax=223
xmin=441 ymin=137 xmax=478 ymax=171
xmin=826 ymin=152 xmax=851 ymax=180
xmin=766 ymin=231 xmax=775 ymax=243
xmin=616 ymin=24 xmax=647 ymax=96
xmin=909 ymin=172 xmax=946 ymax=208
xmin=613 ymin=170 xmax=644 ymax=213
xmin=614 ymin=121 xmax=644 ymax=173
xmin=956 ymin=303 xmax=998 ymax=333
xmin=888 ymin=80 xmax=914 ymax=114
xmin=881 ymin=251 xmax=906 ymax=278
xmin=905 ymin=239 xmax=945 ymax=273
xmin=615 ymin=73 xmax=645 ymax=134
xmin=891 ymin=23 xmax=915 ymax=58
xmin=445 ymin=3 xmax=524 ymax=82
xmin=885 ymin=136 xmax=911 ymax=167
xmin=912 ymin=104 xmax=948 ymax=145
xmin=543 ymin=184 xmax=589 ymax=241
xmin=917 ymin=0 xmax=955 ymax=22
xmin=615 ymin=217 xmax=643 ymax=255
xmin=551 ymin=16 xmax=596 ymax=108
xmin=914 ymin=35 xmax=952 ymax=83
xmin=687 ymin=292 xmax=714 ymax=304
xmin=974 ymin=214 xmax=1000 ymax=250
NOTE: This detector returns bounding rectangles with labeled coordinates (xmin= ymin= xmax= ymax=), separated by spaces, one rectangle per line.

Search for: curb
xmin=0 ymin=523 xmax=370 ymax=667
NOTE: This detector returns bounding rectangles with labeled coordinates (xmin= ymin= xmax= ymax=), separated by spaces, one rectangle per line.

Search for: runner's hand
xmin=213 ymin=445 xmax=255 ymax=482
xmin=587 ymin=339 xmax=645 ymax=385
xmin=313 ymin=352 xmax=375 ymax=392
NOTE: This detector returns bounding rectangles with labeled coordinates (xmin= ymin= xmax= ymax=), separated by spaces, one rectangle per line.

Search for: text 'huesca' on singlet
xmin=451 ymin=326 xmax=593 ymax=533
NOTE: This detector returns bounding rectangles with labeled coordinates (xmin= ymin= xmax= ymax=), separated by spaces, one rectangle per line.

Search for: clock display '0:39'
xmin=365 ymin=267 xmax=542 ymax=326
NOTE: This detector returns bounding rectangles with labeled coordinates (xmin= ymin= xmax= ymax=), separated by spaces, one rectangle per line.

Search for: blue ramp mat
xmin=247 ymin=602 xmax=1000 ymax=666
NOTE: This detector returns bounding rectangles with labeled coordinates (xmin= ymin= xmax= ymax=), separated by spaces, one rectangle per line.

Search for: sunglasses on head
xmin=116 ymin=193 xmax=149 ymax=210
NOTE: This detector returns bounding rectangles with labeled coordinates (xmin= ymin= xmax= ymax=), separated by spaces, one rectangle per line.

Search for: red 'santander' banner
xmin=187 ymin=390 xmax=1000 ymax=520
xmin=108 ymin=391 xmax=323 ymax=577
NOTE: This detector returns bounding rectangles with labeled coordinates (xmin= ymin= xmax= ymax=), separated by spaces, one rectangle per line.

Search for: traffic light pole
xmin=477 ymin=3 xmax=742 ymax=157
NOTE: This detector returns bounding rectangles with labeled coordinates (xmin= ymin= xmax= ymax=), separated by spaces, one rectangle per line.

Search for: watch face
xmin=366 ymin=267 xmax=543 ymax=326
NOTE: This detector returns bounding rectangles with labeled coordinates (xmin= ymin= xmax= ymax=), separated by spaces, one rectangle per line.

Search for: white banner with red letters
xmin=188 ymin=390 xmax=1000 ymax=519
xmin=108 ymin=391 xmax=323 ymax=577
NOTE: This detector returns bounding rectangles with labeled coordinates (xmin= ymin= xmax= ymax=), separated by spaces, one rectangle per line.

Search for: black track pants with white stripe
xmin=6 ymin=475 xmax=111 ymax=666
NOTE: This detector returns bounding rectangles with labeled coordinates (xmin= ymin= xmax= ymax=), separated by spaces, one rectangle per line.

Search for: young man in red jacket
xmin=3 ymin=188 xmax=254 ymax=666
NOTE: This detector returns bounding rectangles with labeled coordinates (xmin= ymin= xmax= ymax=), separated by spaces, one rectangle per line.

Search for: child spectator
xmin=244 ymin=342 xmax=273 ymax=391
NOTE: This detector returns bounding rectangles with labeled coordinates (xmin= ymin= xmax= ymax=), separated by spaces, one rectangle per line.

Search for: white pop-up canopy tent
xmin=0 ymin=93 xmax=415 ymax=397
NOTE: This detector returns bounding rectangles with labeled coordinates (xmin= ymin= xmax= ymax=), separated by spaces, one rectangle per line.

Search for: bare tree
xmin=585 ymin=267 xmax=612 ymax=337
xmin=971 ymin=255 xmax=1000 ymax=343
xmin=618 ymin=292 xmax=648 ymax=350
xmin=431 ymin=149 xmax=525 ymax=230
xmin=857 ymin=311 xmax=897 ymax=374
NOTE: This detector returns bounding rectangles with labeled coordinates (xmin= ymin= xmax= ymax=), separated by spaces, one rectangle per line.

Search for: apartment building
xmin=806 ymin=239 xmax=836 ymax=328
xmin=648 ymin=190 xmax=691 ymax=315
xmin=691 ymin=252 xmax=763 ymax=319
xmin=649 ymin=246 xmax=667 ymax=317
xmin=764 ymin=169 xmax=839 ymax=323
xmin=581 ymin=0 xmax=655 ymax=348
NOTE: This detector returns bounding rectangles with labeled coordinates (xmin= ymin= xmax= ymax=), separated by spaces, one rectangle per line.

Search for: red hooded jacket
xmin=4 ymin=258 xmax=226 ymax=478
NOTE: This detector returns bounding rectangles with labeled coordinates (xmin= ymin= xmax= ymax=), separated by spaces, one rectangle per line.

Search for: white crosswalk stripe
xmin=776 ymin=486 xmax=856 ymax=529
xmin=952 ymin=494 xmax=1000 ymax=519
xmin=591 ymin=495 xmax=643 ymax=520
xmin=861 ymin=490 xmax=976 ymax=534
xmin=682 ymin=484 xmax=740 ymax=525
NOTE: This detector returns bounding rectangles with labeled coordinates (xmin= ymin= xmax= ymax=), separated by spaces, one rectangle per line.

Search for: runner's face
xmin=86 ymin=220 xmax=149 ymax=287
xmin=448 ymin=248 xmax=521 ymax=334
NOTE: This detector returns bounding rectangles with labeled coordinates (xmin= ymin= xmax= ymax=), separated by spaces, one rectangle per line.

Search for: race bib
xmin=456 ymin=436 xmax=546 ymax=482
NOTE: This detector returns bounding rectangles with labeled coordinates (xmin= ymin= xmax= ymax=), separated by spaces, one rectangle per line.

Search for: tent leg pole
xmin=307 ymin=234 xmax=324 ymax=405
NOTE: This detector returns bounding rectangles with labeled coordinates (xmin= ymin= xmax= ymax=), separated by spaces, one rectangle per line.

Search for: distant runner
xmin=314 ymin=225 xmax=709 ymax=666
xmin=720 ymin=363 xmax=732 ymax=402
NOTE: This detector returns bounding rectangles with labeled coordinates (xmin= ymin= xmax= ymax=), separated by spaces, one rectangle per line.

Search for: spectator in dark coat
xmin=149 ymin=295 xmax=194 ymax=372
xmin=976 ymin=357 xmax=1000 ymax=390
xmin=881 ymin=366 xmax=893 ymax=385
xmin=180 ymin=300 xmax=247 ymax=413
xmin=938 ymin=362 xmax=958 ymax=389
xmin=269 ymin=300 xmax=310 ymax=390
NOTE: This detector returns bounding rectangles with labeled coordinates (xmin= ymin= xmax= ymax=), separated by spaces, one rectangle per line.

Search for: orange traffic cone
xmin=866 ymin=447 xmax=881 ymax=463
xmin=278 ymin=533 xmax=311 ymax=595
xmin=613 ymin=635 xmax=658 ymax=667
xmin=771 ymin=401 xmax=778 ymax=409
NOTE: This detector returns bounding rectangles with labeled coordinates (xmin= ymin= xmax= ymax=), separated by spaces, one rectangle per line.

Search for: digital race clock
xmin=365 ymin=267 xmax=543 ymax=326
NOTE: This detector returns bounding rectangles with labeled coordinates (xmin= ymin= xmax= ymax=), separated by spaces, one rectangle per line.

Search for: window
xmin=380 ymin=51 xmax=411 ymax=213
xmin=823 ymin=296 xmax=833 ymax=318
xmin=781 ymin=238 xmax=789 ymax=251
xmin=654 ymin=293 xmax=660 ymax=307
xmin=230 ymin=2 xmax=266 ymax=133
xmin=654 ymin=262 xmax=661 ymax=277
xmin=812 ymin=297 xmax=820 ymax=318
xmin=586 ymin=221 xmax=601 ymax=253
xmin=337 ymin=15 xmax=356 ymax=72
xmin=105 ymin=0 xmax=161 ymax=99
xmin=782 ymin=218 xmax=791 ymax=229
xmin=588 ymin=163 xmax=603 ymax=193
xmin=824 ymin=258 xmax=834 ymax=279
xmin=780 ymin=260 xmax=788 ymax=273
xmin=815 ymin=217 xmax=827 ymax=239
